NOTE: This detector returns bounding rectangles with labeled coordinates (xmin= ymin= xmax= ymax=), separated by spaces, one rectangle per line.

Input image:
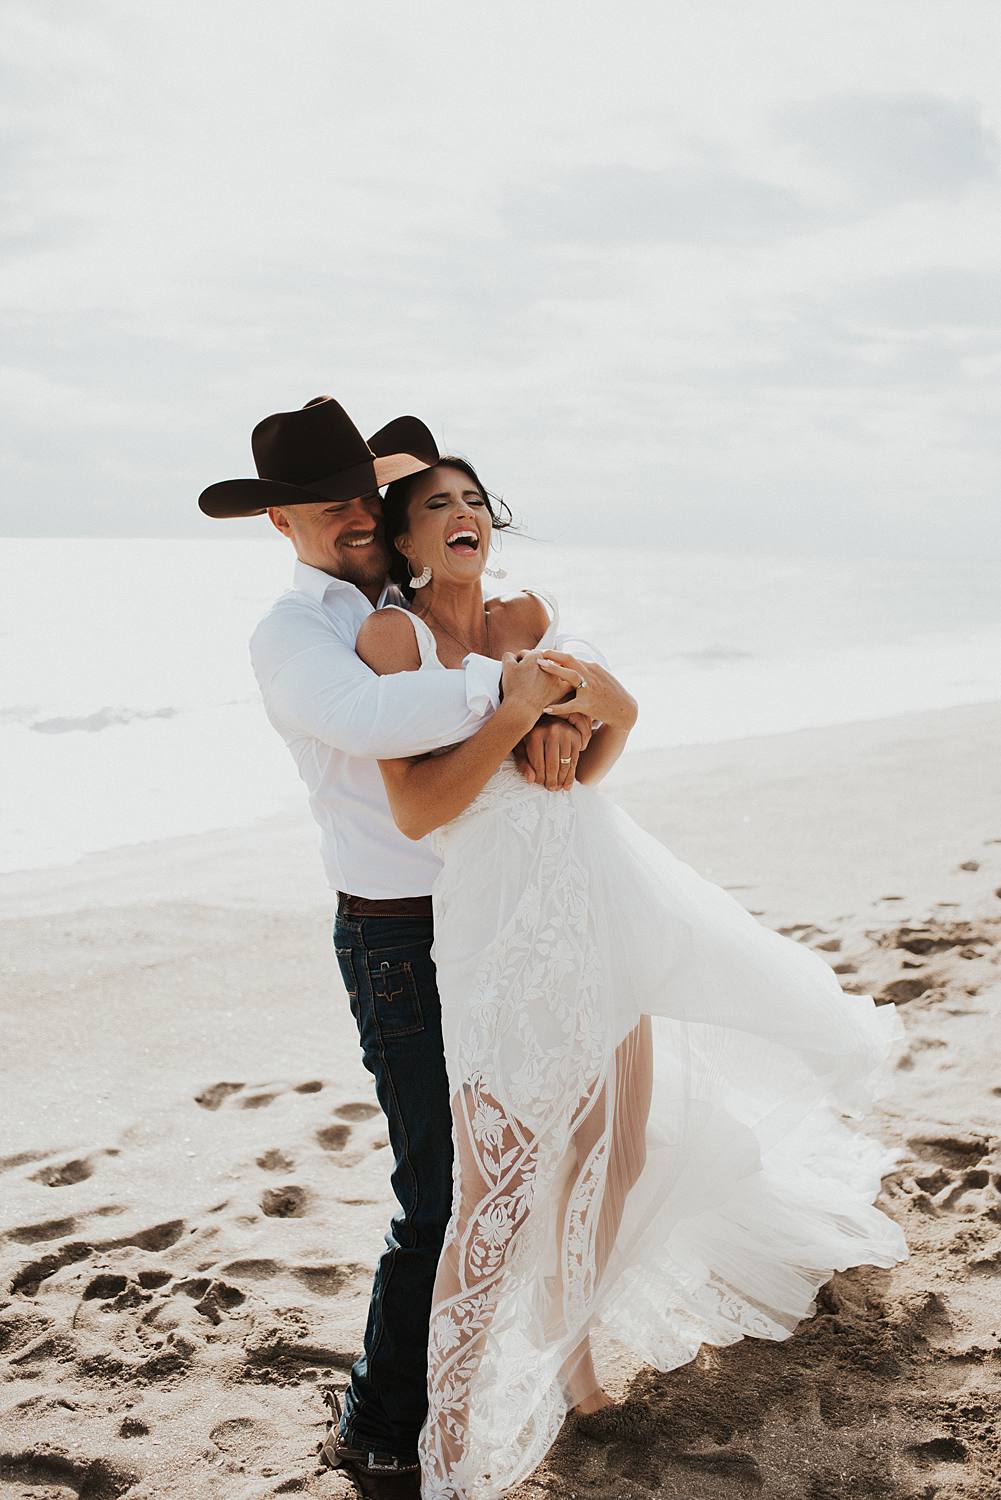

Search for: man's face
xmin=268 ymin=492 xmax=389 ymax=594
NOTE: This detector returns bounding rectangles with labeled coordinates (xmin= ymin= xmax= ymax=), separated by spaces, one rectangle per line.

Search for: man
xmin=199 ymin=396 xmax=593 ymax=1499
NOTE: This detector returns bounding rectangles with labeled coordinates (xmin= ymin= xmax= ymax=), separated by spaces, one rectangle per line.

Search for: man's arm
xmin=250 ymin=602 xmax=501 ymax=760
xmin=355 ymin=610 xmax=583 ymax=839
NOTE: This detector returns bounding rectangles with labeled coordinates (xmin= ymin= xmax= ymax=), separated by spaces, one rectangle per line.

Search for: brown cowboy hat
xmin=198 ymin=395 xmax=440 ymax=518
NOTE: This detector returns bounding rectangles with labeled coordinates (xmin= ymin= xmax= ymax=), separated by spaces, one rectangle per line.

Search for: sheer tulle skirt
xmin=420 ymin=762 xmax=908 ymax=1499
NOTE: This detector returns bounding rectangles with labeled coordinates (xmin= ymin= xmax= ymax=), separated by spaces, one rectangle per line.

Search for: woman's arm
xmin=355 ymin=610 xmax=582 ymax=839
xmin=536 ymin=652 xmax=638 ymax=784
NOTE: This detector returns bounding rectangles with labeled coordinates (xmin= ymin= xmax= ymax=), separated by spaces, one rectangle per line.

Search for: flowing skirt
xmin=420 ymin=761 xmax=908 ymax=1500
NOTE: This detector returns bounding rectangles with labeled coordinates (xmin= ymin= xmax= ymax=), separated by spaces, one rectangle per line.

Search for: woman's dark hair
xmin=381 ymin=456 xmax=514 ymax=599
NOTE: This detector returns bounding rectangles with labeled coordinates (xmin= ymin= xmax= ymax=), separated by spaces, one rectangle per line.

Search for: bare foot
xmin=573 ymin=1387 xmax=614 ymax=1415
xmin=560 ymin=1338 xmax=613 ymax=1413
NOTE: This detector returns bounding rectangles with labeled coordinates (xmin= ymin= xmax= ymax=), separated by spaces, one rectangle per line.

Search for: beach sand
xmin=1 ymin=700 xmax=999 ymax=1499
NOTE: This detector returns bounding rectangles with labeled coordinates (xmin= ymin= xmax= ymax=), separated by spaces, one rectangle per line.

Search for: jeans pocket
xmin=366 ymin=945 xmax=426 ymax=1039
xmin=334 ymin=946 xmax=359 ymax=994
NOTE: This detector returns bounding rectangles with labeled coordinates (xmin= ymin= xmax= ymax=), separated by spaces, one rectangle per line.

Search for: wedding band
xmin=578 ymin=676 xmax=588 ymax=690
xmin=559 ymin=755 xmax=573 ymax=764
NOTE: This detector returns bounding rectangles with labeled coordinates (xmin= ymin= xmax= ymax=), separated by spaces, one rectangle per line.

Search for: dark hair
xmin=381 ymin=456 xmax=514 ymax=599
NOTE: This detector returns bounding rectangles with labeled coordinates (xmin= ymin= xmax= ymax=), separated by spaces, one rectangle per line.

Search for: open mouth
xmin=342 ymin=532 xmax=378 ymax=550
xmin=445 ymin=529 xmax=480 ymax=557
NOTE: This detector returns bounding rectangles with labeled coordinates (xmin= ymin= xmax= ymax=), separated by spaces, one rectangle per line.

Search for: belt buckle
xmin=367 ymin=1450 xmax=416 ymax=1473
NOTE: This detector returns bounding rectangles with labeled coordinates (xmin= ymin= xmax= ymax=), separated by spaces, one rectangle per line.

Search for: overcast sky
xmin=2 ymin=0 xmax=1000 ymax=558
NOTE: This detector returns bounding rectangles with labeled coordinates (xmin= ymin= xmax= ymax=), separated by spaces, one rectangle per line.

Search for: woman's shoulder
xmin=356 ymin=605 xmax=422 ymax=675
xmin=487 ymin=588 xmax=553 ymax=646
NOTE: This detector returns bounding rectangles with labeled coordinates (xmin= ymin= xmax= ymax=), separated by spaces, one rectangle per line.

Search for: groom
xmin=199 ymin=396 xmax=593 ymax=1498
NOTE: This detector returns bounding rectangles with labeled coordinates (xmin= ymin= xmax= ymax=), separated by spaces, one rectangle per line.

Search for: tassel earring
xmin=483 ymin=541 xmax=507 ymax=580
xmin=409 ymin=563 xmax=432 ymax=588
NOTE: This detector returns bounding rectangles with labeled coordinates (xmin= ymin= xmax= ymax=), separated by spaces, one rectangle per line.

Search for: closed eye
xmin=425 ymin=490 xmax=485 ymax=507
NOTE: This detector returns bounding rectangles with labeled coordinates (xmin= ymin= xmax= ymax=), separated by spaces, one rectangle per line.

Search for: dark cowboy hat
xmin=198 ymin=396 xmax=440 ymax=518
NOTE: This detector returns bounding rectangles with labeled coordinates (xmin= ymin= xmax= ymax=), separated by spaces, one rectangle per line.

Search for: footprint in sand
xmin=191 ymin=1280 xmax=247 ymax=1325
xmin=315 ymin=1124 xmax=351 ymax=1152
xmin=209 ymin=1414 xmax=284 ymax=1466
xmin=82 ymin=1271 xmax=130 ymax=1300
xmin=880 ymin=977 xmax=934 ymax=1004
xmin=879 ymin=919 xmax=992 ymax=957
xmin=221 ymin=1258 xmax=281 ymax=1280
xmin=334 ymin=1101 xmax=379 ymax=1121
xmin=240 ymin=1306 xmax=352 ymax=1380
xmin=195 ymin=1078 xmax=328 ymax=1111
xmin=217 ymin=1257 xmax=365 ymax=1297
xmin=260 ymin=1185 xmax=310 ymax=1218
xmin=194 ymin=1081 xmax=245 ymax=1110
xmin=107 ymin=1219 xmax=187 ymax=1253
xmin=0 ymin=1149 xmax=52 ymax=1172
xmin=906 ymin=1435 xmax=968 ymax=1466
xmin=239 ymin=1091 xmax=283 ymax=1110
xmin=777 ymin=922 xmax=825 ymax=941
xmin=28 ymin=1156 xmax=96 ymax=1187
xmin=138 ymin=1269 xmax=172 ymax=1290
xmin=291 ymin=1263 xmax=368 ymax=1296
xmin=257 ymin=1149 xmax=295 ymax=1172
xmin=9 ymin=1218 xmax=188 ymax=1299
xmin=677 ymin=1451 xmax=763 ymax=1486
xmin=0 ymin=1451 xmax=135 ymax=1499
xmin=6 ymin=1215 xmax=80 ymax=1244
xmin=904 ymin=1134 xmax=1001 ymax=1219
xmin=9 ymin=1241 xmax=94 ymax=1296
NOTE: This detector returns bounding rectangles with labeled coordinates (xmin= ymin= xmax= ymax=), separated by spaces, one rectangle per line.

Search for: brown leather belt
xmin=337 ymin=891 xmax=434 ymax=919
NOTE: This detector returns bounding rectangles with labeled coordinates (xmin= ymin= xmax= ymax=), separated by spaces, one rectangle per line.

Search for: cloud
xmin=780 ymin=92 xmax=1000 ymax=207
xmin=827 ymin=266 xmax=1001 ymax=330
xmin=501 ymin=162 xmax=817 ymax=246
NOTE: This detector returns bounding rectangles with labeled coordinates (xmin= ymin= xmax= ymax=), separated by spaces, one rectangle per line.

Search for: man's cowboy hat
xmin=198 ymin=396 xmax=440 ymax=518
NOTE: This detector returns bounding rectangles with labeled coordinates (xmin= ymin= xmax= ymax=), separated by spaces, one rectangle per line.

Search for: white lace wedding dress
xmin=389 ymin=597 xmax=908 ymax=1500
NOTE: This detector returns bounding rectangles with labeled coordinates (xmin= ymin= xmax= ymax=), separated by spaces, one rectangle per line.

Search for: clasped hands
xmin=502 ymin=645 xmax=628 ymax=791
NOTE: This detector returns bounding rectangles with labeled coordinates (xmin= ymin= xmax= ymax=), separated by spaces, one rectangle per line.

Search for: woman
xmin=355 ymin=457 xmax=908 ymax=1500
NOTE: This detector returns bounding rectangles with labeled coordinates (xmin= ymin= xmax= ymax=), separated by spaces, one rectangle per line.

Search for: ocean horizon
xmin=3 ymin=535 xmax=1001 ymax=875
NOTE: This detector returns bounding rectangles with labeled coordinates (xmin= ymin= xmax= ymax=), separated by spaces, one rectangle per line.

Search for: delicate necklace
xmin=416 ymin=600 xmax=492 ymax=658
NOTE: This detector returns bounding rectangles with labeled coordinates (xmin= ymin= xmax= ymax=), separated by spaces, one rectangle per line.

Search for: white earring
xmin=483 ymin=541 xmax=507 ymax=579
xmin=409 ymin=563 xmax=432 ymax=588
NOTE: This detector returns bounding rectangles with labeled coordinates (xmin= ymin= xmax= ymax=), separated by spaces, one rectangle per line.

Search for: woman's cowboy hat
xmin=198 ymin=396 xmax=440 ymax=518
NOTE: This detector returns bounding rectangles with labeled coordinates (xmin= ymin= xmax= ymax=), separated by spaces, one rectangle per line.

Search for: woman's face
xmin=396 ymin=465 xmax=492 ymax=587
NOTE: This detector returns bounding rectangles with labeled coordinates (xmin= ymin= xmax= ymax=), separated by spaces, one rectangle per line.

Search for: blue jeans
xmin=333 ymin=910 xmax=453 ymax=1460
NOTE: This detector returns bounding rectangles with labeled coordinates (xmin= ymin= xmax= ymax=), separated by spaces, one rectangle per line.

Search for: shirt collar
xmin=292 ymin=557 xmax=394 ymax=609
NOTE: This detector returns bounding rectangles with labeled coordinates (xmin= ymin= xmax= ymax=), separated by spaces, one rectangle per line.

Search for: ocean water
xmin=2 ymin=535 xmax=1000 ymax=874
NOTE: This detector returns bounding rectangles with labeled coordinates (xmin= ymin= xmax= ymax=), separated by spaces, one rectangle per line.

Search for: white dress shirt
xmin=250 ymin=558 xmax=604 ymax=898
xmin=250 ymin=559 xmax=505 ymax=897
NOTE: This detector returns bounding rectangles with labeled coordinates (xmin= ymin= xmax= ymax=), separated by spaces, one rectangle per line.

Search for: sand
xmin=1 ymin=700 xmax=1000 ymax=1500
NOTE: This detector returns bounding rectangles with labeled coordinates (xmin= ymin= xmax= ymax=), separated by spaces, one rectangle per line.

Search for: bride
xmin=354 ymin=456 xmax=909 ymax=1500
